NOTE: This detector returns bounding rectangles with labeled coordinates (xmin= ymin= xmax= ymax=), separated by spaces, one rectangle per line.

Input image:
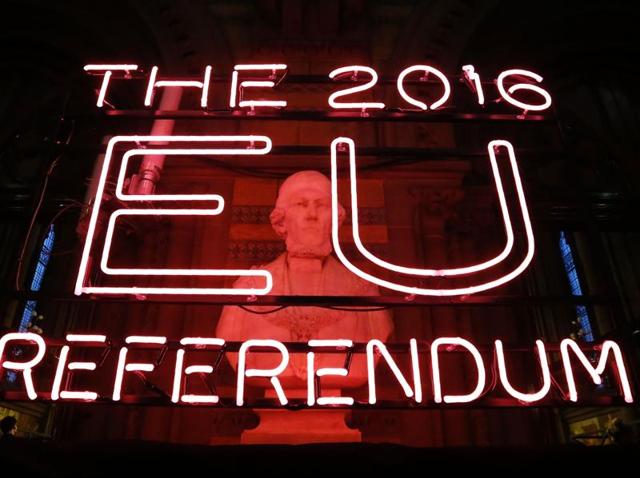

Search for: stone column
xmin=412 ymin=185 xmax=472 ymax=446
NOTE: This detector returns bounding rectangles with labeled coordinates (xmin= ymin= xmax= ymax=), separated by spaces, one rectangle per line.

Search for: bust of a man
xmin=216 ymin=170 xmax=393 ymax=388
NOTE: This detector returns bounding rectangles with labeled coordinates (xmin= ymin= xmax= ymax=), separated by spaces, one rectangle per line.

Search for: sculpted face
xmin=284 ymin=187 xmax=332 ymax=257
xmin=273 ymin=171 xmax=336 ymax=258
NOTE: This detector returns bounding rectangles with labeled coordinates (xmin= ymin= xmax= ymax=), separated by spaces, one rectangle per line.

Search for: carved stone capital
xmin=410 ymin=186 xmax=465 ymax=222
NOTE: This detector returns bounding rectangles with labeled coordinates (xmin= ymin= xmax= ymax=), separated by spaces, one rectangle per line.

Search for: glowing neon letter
xmin=172 ymin=337 xmax=225 ymax=404
xmin=51 ymin=334 xmax=107 ymax=401
xmin=560 ymin=339 xmax=633 ymax=403
xmin=144 ymin=65 xmax=212 ymax=108
xmin=410 ymin=338 xmax=423 ymax=403
xmin=83 ymin=64 xmax=139 ymax=107
xmin=307 ymin=340 xmax=354 ymax=406
xmin=397 ymin=65 xmax=451 ymax=110
xmin=113 ymin=336 xmax=166 ymax=401
xmin=431 ymin=338 xmax=486 ymax=404
xmin=229 ymin=64 xmax=287 ymax=109
xmin=328 ymin=66 xmax=385 ymax=111
xmin=366 ymin=339 xmax=419 ymax=404
xmin=461 ymin=65 xmax=485 ymax=105
xmin=495 ymin=339 xmax=551 ymax=402
xmin=75 ymin=135 xmax=274 ymax=296
xmin=330 ymin=138 xmax=535 ymax=296
xmin=496 ymin=69 xmax=552 ymax=112
xmin=0 ymin=333 xmax=46 ymax=400
xmin=237 ymin=340 xmax=289 ymax=406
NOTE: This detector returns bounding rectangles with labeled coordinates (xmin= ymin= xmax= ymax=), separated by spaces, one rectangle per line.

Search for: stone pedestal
xmin=241 ymin=390 xmax=361 ymax=444
xmin=241 ymin=409 xmax=360 ymax=444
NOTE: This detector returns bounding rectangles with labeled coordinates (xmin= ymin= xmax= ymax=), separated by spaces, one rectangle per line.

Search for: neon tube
xmin=495 ymin=339 xmax=551 ymax=402
xmin=230 ymin=64 xmax=287 ymax=109
xmin=461 ymin=65 xmax=485 ymax=105
xmin=84 ymin=64 xmax=138 ymax=71
xmin=144 ymin=65 xmax=212 ymax=108
xmin=431 ymin=337 xmax=486 ymax=404
xmin=113 ymin=336 xmax=166 ymax=401
xmin=328 ymin=66 xmax=385 ymax=110
xmin=366 ymin=339 xmax=415 ymax=404
xmin=397 ymin=65 xmax=451 ymax=110
xmin=172 ymin=337 xmax=224 ymax=404
xmin=307 ymin=340 xmax=354 ymax=406
xmin=237 ymin=340 xmax=289 ymax=406
xmin=333 ymin=137 xmax=515 ymax=277
xmin=496 ymin=69 xmax=552 ymax=112
xmin=0 ymin=333 xmax=46 ymax=400
xmin=51 ymin=334 xmax=106 ymax=401
xmin=330 ymin=138 xmax=535 ymax=295
xmin=74 ymin=135 xmax=275 ymax=296
xmin=409 ymin=338 xmax=423 ymax=403
xmin=84 ymin=65 xmax=139 ymax=107
xmin=561 ymin=339 xmax=633 ymax=403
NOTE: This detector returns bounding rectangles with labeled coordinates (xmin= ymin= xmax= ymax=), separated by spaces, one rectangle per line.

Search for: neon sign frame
xmin=9 ymin=61 xmax=626 ymax=414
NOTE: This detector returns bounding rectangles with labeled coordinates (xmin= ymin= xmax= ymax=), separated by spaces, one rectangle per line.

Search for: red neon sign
xmin=47 ymin=62 xmax=600 ymax=415
xmin=144 ymin=65 xmax=212 ymax=108
xmin=77 ymin=132 xmax=535 ymax=297
xmin=229 ymin=64 xmax=288 ymax=109
xmin=495 ymin=339 xmax=551 ymax=402
xmin=83 ymin=64 xmax=552 ymax=113
xmin=496 ymin=69 xmax=552 ymax=112
xmin=397 ymin=65 xmax=451 ymax=110
xmin=172 ymin=337 xmax=225 ymax=404
xmin=75 ymin=135 xmax=274 ymax=296
xmin=328 ymin=65 xmax=386 ymax=111
xmin=0 ymin=333 xmax=46 ymax=400
xmin=461 ymin=64 xmax=485 ymax=105
xmin=307 ymin=340 xmax=355 ymax=406
xmin=83 ymin=64 xmax=139 ymax=108
xmin=330 ymin=138 xmax=535 ymax=296
xmin=0 ymin=332 xmax=634 ymax=407
xmin=51 ymin=334 xmax=107 ymax=401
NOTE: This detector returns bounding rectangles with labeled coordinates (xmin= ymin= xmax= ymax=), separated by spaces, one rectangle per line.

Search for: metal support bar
xmin=0 ymin=291 xmax=613 ymax=307
xmin=68 ymin=109 xmax=551 ymax=122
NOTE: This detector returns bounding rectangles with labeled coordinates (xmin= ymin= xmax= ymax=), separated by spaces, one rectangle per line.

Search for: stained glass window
xmin=559 ymin=230 xmax=594 ymax=342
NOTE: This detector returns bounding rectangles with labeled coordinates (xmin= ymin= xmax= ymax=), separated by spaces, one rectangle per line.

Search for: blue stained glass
xmin=6 ymin=226 xmax=55 ymax=384
xmin=18 ymin=225 xmax=55 ymax=331
xmin=559 ymin=231 xmax=594 ymax=342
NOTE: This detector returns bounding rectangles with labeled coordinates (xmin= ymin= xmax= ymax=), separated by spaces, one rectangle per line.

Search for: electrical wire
xmin=13 ymin=128 xmax=81 ymax=291
xmin=15 ymin=154 xmax=61 ymax=290
xmin=238 ymin=305 xmax=289 ymax=315
xmin=237 ymin=304 xmax=388 ymax=314
xmin=323 ymin=305 xmax=390 ymax=312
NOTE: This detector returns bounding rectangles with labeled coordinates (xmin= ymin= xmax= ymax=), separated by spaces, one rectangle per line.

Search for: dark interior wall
xmin=0 ymin=0 xmax=638 ymax=445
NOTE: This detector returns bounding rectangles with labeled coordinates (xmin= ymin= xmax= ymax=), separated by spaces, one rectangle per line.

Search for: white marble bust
xmin=216 ymin=171 xmax=393 ymax=388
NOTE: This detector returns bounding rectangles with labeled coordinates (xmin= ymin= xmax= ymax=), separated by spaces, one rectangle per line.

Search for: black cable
xmin=238 ymin=305 xmax=289 ymax=315
xmin=15 ymin=119 xmax=75 ymax=290
xmin=323 ymin=305 xmax=390 ymax=312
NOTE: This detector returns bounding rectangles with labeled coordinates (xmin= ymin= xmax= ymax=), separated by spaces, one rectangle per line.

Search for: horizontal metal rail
xmin=0 ymin=291 xmax=612 ymax=307
xmin=67 ymin=109 xmax=551 ymax=122
xmin=0 ymin=391 xmax=631 ymax=409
